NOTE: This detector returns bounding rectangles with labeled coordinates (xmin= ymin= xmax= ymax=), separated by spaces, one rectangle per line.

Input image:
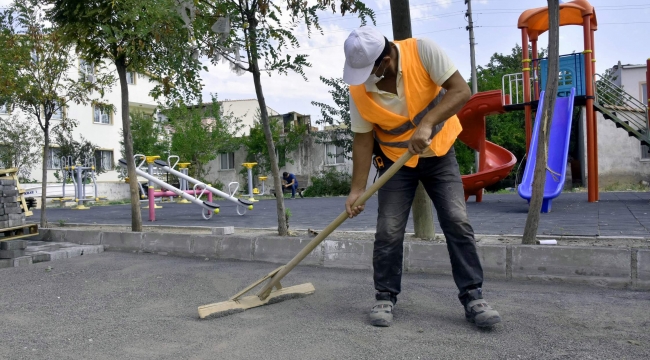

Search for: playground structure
xmin=518 ymin=89 xmax=577 ymax=212
xmin=508 ymin=0 xmax=650 ymax=203
xmin=119 ymin=155 xmax=254 ymax=221
xmin=242 ymin=162 xmax=259 ymax=201
xmin=460 ymin=0 xmax=649 ymax=209
xmin=59 ymin=156 xmax=106 ymax=210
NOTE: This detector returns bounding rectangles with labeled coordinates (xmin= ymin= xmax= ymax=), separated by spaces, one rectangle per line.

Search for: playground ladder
xmin=594 ymin=74 xmax=650 ymax=147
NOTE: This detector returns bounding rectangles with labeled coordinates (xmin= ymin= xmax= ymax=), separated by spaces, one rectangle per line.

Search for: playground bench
xmin=271 ymin=174 xmax=308 ymax=198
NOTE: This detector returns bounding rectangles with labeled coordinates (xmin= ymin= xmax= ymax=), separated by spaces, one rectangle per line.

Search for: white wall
xmin=220 ymin=99 xmax=279 ymax=136
xmin=620 ymin=66 xmax=647 ymax=102
xmin=0 ymin=52 xmax=161 ymax=184
xmin=581 ymin=110 xmax=650 ymax=187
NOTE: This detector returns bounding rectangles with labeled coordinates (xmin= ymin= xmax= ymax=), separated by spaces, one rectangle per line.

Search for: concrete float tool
xmin=198 ymin=152 xmax=412 ymax=319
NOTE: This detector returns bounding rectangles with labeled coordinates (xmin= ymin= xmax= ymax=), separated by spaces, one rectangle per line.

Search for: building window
xmin=220 ymin=152 xmax=235 ymax=170
xmin=94 ymin=150 xmax=113 ymax=171
xmin=642 ymin=83 xmax=647 ymax=104
xmin=51 ymin=101 xmax=63 ymax=120
xmin=126 ymin=72 xmax=136 ymax=85
xmin=93 ymin=105 xmax=110 ymax=124
xmin=326 ymin=143 xmax=345 ymax=165
xmin=79 ymin=59 xmax=95 ymax=82
xmin=47 ymin=147 xmax=61 ymax=169
xmin=0 ymin=102 xmax=8 ymax=114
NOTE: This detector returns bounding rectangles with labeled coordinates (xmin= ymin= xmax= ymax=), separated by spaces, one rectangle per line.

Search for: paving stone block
xmin=323 ymin=240 xmax=373 ymax=270
xmin=0 ymin=208 xmax=4 ymax=216
xmin=212 ymin=226 xmax=234 ymax=235
xmin=0 ymin=249 xmax=25 ymax=258
xmin=0 ymin=179 xmax=16 ymax=186
xmin=637 ymin=249 xmax=650 ymax=282
xmin=2 ymin=189 xmax=18 ymax=196
xmin=13 ymin=255 xmax=32 ymax=267
xmin=62 ymin=229 xmax=102 ymax=245
xmin=142 ymin=232 xmax=192 ymax=255
xmin=101 ymin=232 xmax=143 ymax=251
xmin=0 ymin=240 xmax=27 ymax=250
xmin=190 ymin=235 xmax=220 ymax=257
xmin=0 ymin=258 xmax=12 ymax=268
xmin=511 ymin=245 xmax=630 ymax=280
xmin=220 ymin=236 xmax=253 ymax=260
xmin=0 ymin=220 xmax=8 ymax=228
xmin=0 ymin=215 xmax=7 ymax=221
xmin=47 ymin=250 xmax=68 ymax=261
xmin=477 ymin=245 xmax=508 ymax=278
xmin=30 ymin=252 xmax=51 ymax=263
xmin=0 ymin=196 xmax=18 ymax=203
xmin=8 ymin=213 xmax=24 ymax=220
xmin=406 ymin=242 xmax=450 ymax=274
xmin=254 ymin=236 xmax=322 ymax=265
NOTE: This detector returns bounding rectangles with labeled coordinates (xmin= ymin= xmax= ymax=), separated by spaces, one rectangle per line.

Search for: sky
xmin=2 ymin=0 xmax=648 ymax=121
xmin=198 ymin=0 xmax=649 ymax=120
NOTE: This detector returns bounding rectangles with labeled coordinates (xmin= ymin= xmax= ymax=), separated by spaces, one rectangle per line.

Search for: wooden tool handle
xmin=256 ymin=151 xmax=413 ymax=299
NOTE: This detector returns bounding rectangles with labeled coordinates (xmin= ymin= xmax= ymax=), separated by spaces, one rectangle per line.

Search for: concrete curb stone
xmin=29 ymin=228 xmax=650 ymax=290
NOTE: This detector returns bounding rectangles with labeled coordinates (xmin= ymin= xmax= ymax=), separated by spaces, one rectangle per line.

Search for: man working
xmin=342 ymin=26 xmax=501 ymax=328
xmin=282 ymin=172 xmax=302 ymax=199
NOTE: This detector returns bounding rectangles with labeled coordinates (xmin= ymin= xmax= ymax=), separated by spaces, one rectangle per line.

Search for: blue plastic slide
xmin=518 ymin=88 xmax=576 ymax=213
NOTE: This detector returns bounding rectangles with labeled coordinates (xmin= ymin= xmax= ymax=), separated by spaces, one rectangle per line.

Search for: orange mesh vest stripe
xmin=350 ymin=38 xmax=462 ymax=168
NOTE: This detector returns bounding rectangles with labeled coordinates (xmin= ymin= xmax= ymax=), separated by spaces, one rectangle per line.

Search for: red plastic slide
xmin=457 ymin=90 xmax=517 ymax=202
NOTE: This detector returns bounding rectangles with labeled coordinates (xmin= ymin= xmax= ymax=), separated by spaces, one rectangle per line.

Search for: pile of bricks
xmin=0 ymin=178 xmax=26 ymax=229
xmin=0 ymin=240 xmax=31 ymax=268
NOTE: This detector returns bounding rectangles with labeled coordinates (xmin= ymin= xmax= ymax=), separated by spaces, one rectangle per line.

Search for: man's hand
xmin=408 ymin=125 xmax=433 ymax=155
xmin=345 ymin=189 xmax=366 ymax=218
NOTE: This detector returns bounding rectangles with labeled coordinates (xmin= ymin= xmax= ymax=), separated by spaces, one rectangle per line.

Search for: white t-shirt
xmin=349 ymin=38 xmax=458 ymax=134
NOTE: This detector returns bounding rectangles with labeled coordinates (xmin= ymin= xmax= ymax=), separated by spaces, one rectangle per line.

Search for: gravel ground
xmin=1 ymin=251 xmax=649 ymax=360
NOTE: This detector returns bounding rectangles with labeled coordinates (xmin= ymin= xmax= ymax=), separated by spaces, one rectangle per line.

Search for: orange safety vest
xmin=350 ymin=38 xmax=463 ymax=168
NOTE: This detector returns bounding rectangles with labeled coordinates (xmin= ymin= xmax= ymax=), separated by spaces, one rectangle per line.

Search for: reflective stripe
xmin=374 ymin=89 xmax=447 ymax=135
xmin=374 ymin=119 xmax=447 ymax=148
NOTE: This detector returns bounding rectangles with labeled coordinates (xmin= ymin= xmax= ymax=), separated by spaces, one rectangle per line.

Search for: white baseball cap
xmin=343 ymin=26 xmax=386 ymax=86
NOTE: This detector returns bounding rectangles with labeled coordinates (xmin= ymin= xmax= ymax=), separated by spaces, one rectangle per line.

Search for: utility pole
xmin=466 ymin=0 xmax=480 ymax=177
xmin=465 ymin=0 xmax=478 ymax=95
xmin=389 ymin=0 xmax=436 ymax=240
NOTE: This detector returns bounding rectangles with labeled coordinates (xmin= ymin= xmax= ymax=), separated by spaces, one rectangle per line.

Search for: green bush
xmin=303 ymin=168 xmax=351 ymax=197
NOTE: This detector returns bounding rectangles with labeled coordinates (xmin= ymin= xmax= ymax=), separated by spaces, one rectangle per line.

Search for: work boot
xmin=369 ymin=300 xmax=394 ymax=327
xmin=461 ymin=288 xmax=501 ymax=328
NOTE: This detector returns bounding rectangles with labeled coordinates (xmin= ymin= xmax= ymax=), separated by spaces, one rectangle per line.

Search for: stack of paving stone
xmin=0 ymin=178 xmax=25 ymax=229
xmin=0 ymin=240 xmax=31 ymax=268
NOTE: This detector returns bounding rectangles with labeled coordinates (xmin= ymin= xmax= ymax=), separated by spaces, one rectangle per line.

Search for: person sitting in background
xmin=282 ymin=172 xmax=301 ymax=199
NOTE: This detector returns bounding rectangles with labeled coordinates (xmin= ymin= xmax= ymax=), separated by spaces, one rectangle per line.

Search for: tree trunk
xmin=389 ymin=0 xmax=435 ymax=239
xmin=522 ymin=0 xmax=560 ymax=244
xmin=248 ymin=22 xmax=288 ymax=236
xmin=39 ymin=125 xmax=49 ymax=228
xmin=115 ymin=58 xmax=143 ymax=232
xmin=413 ymin=182 xmax=435 ymax=239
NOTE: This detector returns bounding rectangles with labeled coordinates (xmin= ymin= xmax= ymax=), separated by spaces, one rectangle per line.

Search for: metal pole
xmin=466 ymin=0 xmax=480 ymax=174
xmin=247 ymin=167 xmax=254 ymax=200
xmin=148 ymin=161 xmax=155 ymax=221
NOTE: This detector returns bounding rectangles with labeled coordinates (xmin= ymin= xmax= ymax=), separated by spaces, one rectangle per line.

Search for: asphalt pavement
xmin=35 ymin=191 xmax=650 ymax=237
xmin=0 ymin=251 xmax=649 ymax=359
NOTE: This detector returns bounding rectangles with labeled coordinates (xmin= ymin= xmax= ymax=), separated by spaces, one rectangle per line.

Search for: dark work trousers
xmin=373 ymin=147 xmax=483 ymax=305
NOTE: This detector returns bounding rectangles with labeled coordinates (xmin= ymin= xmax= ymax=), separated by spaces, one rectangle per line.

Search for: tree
xmin=311 ymin=76 xmax=353 ymax=159
xmin=0 ymin=115 xmax=43 ymax=180
xmin=522 ymin=0 xmax=560 ymax=244
xmin=194 ymin=0 xmax=374 ymax=235
xmin=166 ymin=96 xmax=242 ymax=179
xmin=0 ymin=0 xmax=113 ymax=228
xmin=48 ymin=0 xmax=204 ymax=231
xmin=241 ymin=112 xmax=306 ymax=183
xmin=120 ymin=111 xmax=171 ymax=161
